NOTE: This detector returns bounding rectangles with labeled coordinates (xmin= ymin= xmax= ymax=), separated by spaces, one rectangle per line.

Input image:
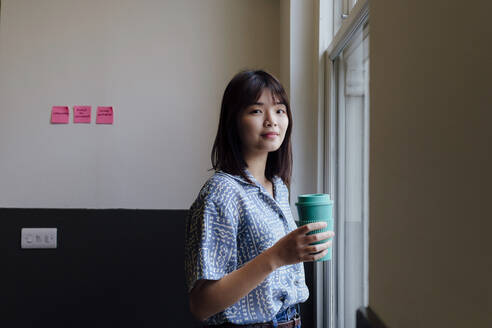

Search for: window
xmin=319 ymin=1 xmax=369 ymax=327
xmin=334 ymin=0 xmax=363 ymax=33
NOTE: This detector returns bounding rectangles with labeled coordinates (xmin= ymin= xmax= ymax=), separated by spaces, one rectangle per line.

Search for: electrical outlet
xmin=21 ymin=228 xmax=57 ymax=249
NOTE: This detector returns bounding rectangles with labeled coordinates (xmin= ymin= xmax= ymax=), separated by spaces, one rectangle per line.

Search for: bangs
xmin=241 ymin=73 xmax=289 ymax=109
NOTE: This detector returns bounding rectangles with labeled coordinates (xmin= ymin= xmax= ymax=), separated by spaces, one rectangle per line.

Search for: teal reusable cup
xmin=295 ymin=194 xmax=334 ymax=261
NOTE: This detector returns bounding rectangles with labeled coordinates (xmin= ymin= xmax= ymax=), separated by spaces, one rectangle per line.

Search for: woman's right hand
xmin=265 ymin=222 xmax=335 ymax=269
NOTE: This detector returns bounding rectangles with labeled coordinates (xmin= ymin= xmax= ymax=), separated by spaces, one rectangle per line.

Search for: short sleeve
xmin=184 ymin=192 xmax=238 ymax=293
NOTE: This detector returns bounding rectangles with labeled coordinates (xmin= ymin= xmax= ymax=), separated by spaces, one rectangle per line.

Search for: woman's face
xmin=237 ymin=89 xmax=289 ymax=157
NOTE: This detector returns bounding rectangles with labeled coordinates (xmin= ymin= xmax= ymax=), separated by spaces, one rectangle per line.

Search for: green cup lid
xmin=296 ymin=193 xmax=332 ymax=206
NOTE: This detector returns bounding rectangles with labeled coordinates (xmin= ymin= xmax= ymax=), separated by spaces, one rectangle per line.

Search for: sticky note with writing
xmin=73 ymin=106 xmax=91 ymax=123
xmin=96 ymin=106 xmax=114 ymax=124
xmin=51 ymin=106 xmax=69 ymax=124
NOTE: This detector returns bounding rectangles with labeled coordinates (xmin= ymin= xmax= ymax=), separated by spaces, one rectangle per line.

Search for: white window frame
xmin=314 ymin=1 xmax=369 ymax=328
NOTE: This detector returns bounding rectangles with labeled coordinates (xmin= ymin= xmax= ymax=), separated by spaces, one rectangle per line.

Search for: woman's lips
xmin=262 ymin=133 xmax=279 ymax=139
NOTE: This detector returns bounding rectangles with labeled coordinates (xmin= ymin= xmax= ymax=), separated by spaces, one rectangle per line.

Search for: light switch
xmin=21 ymin=228 xmax=57 ymax=249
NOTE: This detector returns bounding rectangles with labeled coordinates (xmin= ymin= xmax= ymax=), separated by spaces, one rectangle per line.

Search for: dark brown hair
xmin=211 ymin=69 xmax=293 ymax=188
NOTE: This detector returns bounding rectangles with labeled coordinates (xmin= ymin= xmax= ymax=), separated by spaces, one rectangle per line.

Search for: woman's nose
xmin=264 ymin=113 xmax=277 ymax=127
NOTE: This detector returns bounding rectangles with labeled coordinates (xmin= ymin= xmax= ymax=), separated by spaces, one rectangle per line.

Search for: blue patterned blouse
xmin=184 ymin=169 xmax=309 ymax=325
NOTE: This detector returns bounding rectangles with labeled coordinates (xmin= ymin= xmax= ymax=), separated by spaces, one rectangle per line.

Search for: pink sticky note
xmin=73 ymin=106 xmax=91 ymax=123
xmin=51 ymin=106 xmax=69 ymax=124
xmin=96 ymin=106 xmax=114 ymax=124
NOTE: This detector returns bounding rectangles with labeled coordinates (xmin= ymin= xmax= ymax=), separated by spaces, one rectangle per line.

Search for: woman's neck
xmin=243 ymin=151 xmax=269 ymax=184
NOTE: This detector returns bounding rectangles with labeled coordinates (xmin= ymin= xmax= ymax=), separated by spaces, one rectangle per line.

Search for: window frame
xmin=316 ymin=1 xmax=370 ymax=328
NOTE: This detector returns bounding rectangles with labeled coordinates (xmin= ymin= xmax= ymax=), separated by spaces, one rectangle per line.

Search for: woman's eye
xmin=250 ymin=109 xmax=262 ymax=114
xmin=277 ymin=108 xmax=286 ymax=114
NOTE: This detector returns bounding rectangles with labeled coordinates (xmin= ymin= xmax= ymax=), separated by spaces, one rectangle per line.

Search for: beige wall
xmin=0 ymin=0 xmax=280 ymax=208
xmin=370 ymin=0 xmax=492 ymax=327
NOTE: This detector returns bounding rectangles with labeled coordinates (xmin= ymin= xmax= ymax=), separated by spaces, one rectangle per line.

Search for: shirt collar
xmin=218 ymin=168 xmax=281 ymax=189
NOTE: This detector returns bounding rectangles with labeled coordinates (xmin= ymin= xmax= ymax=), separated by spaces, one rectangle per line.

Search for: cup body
xmin=295 ymin=194 xmax=334 ymax=261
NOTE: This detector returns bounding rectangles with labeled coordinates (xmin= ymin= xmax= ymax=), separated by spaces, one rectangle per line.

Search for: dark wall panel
xmin=0 ymin=208 xmax=313 ymax=328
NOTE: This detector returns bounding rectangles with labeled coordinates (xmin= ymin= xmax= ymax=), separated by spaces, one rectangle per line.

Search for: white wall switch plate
xmin=21 ymin=228 xmax=57 ymax=249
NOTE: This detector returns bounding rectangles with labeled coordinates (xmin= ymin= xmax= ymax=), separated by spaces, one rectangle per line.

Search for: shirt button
xmin=295 ymin=280 xmax=301 ymax=286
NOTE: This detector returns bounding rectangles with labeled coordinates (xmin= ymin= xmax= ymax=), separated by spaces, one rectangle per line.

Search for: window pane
xmin=334 ymin=21 xmax=369 ymax=328
xmin=334 ymin=0 xmax=345 ymax=33
xmin=349 ymin=0 xmax=358 ymax=13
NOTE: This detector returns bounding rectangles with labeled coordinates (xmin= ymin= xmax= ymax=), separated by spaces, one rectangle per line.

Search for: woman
xmin=185 ymin=70 xmax=334 ymax=327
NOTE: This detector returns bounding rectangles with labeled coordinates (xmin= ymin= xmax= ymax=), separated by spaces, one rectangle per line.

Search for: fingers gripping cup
xmin=295 ymin=194 xmax=334 ymax=261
